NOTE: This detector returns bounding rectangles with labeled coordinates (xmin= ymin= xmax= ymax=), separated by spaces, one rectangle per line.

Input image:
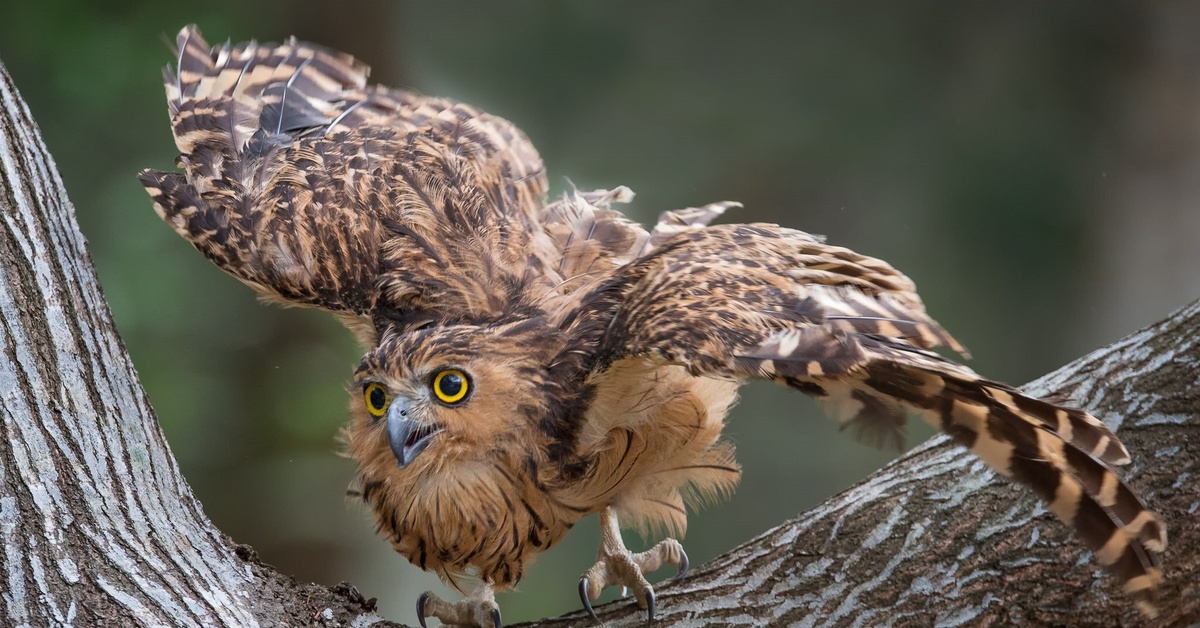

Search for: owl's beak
xmin=386 ymin=396 xmax=441 ymax=468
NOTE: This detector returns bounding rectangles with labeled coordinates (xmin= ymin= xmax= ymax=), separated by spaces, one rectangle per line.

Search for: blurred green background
xmin=3 ymin=1 xmax=1199 ymax=624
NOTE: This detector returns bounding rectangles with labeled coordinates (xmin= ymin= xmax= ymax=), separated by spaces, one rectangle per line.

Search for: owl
xmin=142 ymin=26 xmax=1165 ymax=627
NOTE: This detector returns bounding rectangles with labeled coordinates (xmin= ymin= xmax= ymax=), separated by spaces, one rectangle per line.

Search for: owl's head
xmin=342 ymin=317 xmax=595 ymax=581
xmin=345 ymin=318 xmax=588 ymax=487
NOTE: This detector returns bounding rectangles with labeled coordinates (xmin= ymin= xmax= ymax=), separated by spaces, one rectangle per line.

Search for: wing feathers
xmin=574 ymin=220 xmax=1164 ymax=613
xmin=148 ymin=26 xmax=552 ymax=339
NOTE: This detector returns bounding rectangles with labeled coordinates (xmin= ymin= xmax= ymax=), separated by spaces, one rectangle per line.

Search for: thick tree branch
xmin=0 ymin=54 xmax=1196 ymax=627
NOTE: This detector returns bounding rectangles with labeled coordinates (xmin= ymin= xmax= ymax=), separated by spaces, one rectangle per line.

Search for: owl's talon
xmin=674 ymin=548 xmax=690 ymax=581
xmin=578 ymin=576 xmax=599 ymax=622
xmin=491 ymin=608 xmax=503 ymax=628
xmin=416 ymin=592 xmax=430 ymax=628
xmin=579 ymin=507 xmax=687 ymax=622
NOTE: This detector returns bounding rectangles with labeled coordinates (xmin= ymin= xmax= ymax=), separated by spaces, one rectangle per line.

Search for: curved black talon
xmin=675 ymin=547 xmax=690 ymax=581
xmin=579 ymin=576 xmax=599 ymax=623
xmin=491 ymin=607 xmax=503 ymax=628
xmin=645 ymin=587 xmax=656 ymax=625
xmin=416 ymin=592 xmax=431 ymax=628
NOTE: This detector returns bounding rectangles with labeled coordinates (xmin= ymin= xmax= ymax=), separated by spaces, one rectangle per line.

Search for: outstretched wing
xmin=141 ymin=26 xmax=550 ymax=339
xmin=569 ymin=222 xmax=1166 ymax=615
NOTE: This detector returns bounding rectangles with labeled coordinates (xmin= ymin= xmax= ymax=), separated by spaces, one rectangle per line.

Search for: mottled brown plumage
xmin=144 ymin=26 xmax=1166 ymax=626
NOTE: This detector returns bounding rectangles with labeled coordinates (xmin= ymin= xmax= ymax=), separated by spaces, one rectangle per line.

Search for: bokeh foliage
xmin=2 ymin=1 xmax=1186 ymax=623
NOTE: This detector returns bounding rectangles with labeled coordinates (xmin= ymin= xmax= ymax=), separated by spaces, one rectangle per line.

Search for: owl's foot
xmin=577 ymin=506 xmax=689 ymax=624
xmin=416 ymin=584 xmax=501 ymax=628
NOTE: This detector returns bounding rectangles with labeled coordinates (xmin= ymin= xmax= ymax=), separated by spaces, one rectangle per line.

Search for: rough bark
xmin=0 ymin=56 xmax=1196 ymax=627
xmin=0 ymin=61 xmax=379 ymax=628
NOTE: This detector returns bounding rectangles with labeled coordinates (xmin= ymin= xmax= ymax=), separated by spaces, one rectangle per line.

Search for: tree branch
xmin=1 ymin=54 xmax=1196 ymax=628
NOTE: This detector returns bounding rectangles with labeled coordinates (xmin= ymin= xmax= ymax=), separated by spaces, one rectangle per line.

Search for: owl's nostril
xmin=389 ymin=395 xmax=412 ymax=419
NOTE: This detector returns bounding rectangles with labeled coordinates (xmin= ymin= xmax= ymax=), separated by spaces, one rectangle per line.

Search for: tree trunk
xmin=0 ymin=60 xmax=377 ymax=628
xmin=0 ymin=58 xmax=1195 ymax=627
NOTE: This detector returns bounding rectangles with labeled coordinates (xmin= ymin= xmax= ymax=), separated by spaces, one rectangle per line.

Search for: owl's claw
xmin=578 ymin=577 xmax=599 ymax=623
xmin=577 ymin=507 xmax=688 ymax=624
xmin=417 ymin=593 xmax=430 ymax=628
xmin=674 ymin=547 xmax=690 ymax=581
xmin=415 ymin=585 xmax=501 ymax=627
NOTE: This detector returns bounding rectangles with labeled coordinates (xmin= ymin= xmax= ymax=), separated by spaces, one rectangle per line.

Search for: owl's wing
xmin=569 ymin=222 xmax=1165 ymax=614
xmin=140 ymin=26 xmax=548 ymax=336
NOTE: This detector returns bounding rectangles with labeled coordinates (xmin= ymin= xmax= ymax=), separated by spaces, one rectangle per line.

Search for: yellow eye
xmin=364 ymin=383 xmax=389 ymax=418
xmin=432 ymin=369 xmax=469 ymax=404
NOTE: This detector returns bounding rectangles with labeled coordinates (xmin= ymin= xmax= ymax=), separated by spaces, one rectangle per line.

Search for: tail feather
xmin=794 ymin=345 xmax=1165 ymax=615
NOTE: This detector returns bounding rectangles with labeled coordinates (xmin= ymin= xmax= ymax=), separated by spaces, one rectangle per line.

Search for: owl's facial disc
xmin=386 ymin=396 xmax=442 ymax=468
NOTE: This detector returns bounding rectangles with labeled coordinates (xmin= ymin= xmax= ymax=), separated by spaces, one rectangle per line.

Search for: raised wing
xmin=141 ymin=26 xmax=550 ymax=338
xmin=569 ymin=222 xmax=1165 ymax=614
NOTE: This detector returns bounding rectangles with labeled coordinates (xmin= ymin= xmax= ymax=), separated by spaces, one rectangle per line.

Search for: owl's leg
xmin=416 ymin=583 xmax=501 ymax=628
xmin=577 ymin=506 xmax=690 ymax=623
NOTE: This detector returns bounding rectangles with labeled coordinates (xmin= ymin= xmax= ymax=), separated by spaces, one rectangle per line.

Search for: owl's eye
xmin=432 ymin=369 xmax=469 ymax=404
xmin=364 ymin=383 xmax=389 ymax=418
